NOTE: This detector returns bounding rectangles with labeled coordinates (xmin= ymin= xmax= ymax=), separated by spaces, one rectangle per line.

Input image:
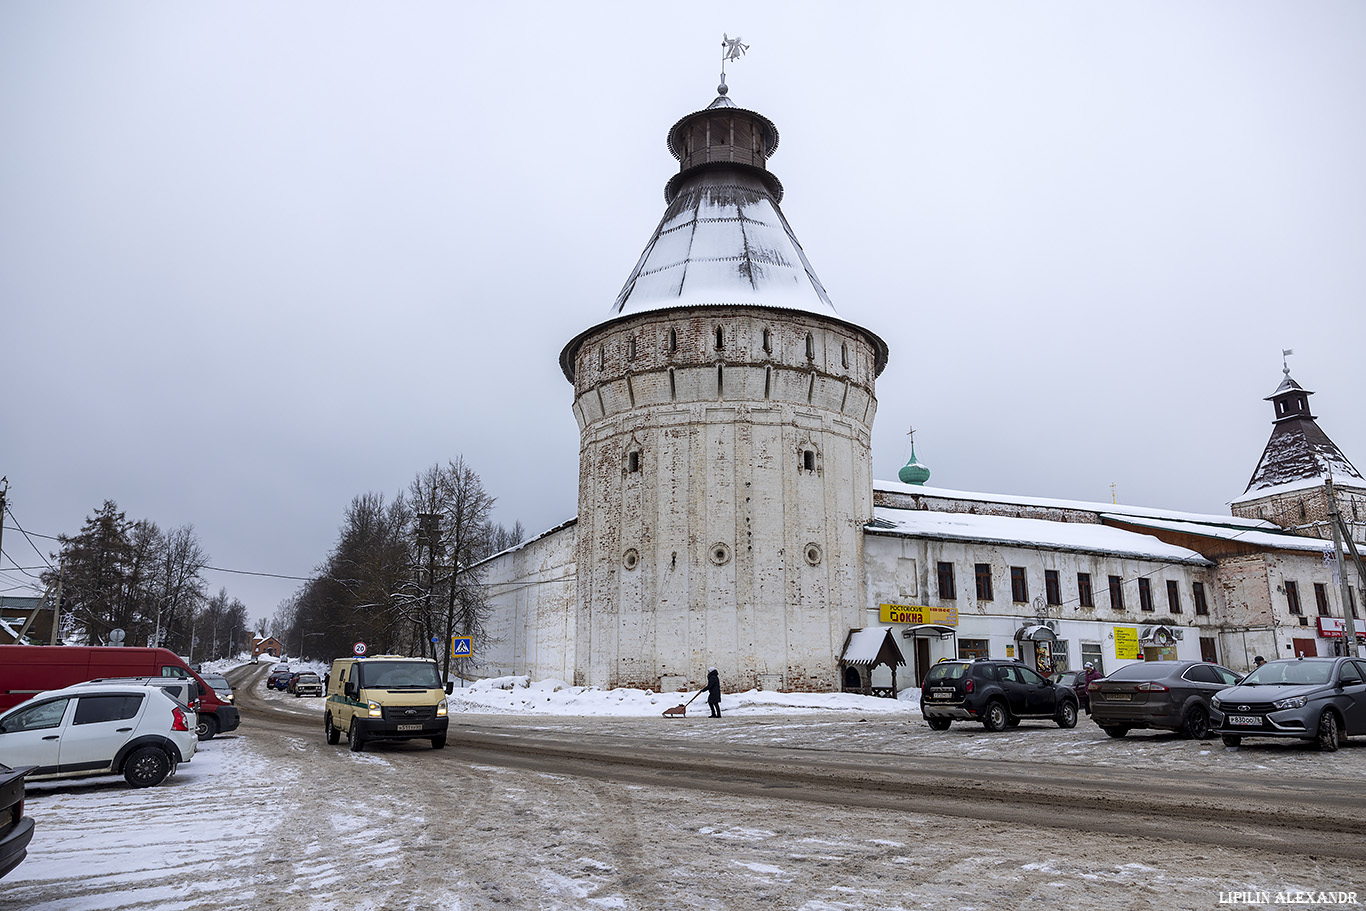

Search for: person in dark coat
xmin=1078 ymin=662 xmax=1102 ymax=714
xmin=706 ymin=667 xmax=722 ymax=718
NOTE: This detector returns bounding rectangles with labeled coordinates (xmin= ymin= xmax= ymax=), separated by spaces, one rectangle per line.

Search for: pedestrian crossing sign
xmin=451 ymin=636 xmax=472 ymax=657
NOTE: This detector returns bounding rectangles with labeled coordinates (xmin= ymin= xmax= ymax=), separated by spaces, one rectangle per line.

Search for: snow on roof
xmin=841 ymin=628 xmax=893 ymax=666
xmin=874 ymin=479 xmax=1274 ymax=530
xmin=869 ymin=506 xmax=1212 ymax=565
xmin=1232 ymin=471 xmax=1365 ymax=505
xmin=1100 ymin=514 xmax=1341 ymax=553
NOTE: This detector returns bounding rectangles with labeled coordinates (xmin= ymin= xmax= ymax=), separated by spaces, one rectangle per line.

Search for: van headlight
xmin=367 ymin=701 xmax=383 ymax=718
xmin=436 ymin=699 xmax=448 ymax=717
xmin=1273 ymin=696 xmax=1308 ymax=710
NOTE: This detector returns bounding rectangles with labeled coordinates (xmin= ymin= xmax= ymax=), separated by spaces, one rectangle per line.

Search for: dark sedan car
xmin=0 ymin=762 xmax=35 ymax=880
xmin=1211 ymin=657 xmax=1366 ymax=751
xmin=267 ymin=668 xmax=294 ymax=690
xmin=1089 ymin=660 xmax=1241 ymax=739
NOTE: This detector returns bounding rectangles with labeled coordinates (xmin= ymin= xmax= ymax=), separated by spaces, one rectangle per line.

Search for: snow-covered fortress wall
xmin=479 ymin=522 xmax=578 ymax=683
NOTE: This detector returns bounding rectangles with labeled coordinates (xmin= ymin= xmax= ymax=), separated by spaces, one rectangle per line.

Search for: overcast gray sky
xmin=3 ymin=2 xmax=1363 ymax=624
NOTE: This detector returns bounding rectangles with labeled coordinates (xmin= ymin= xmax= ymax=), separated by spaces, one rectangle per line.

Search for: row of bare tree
xmin=40 ymin=501 xmax=250 ymax=660
xmin=272 ymin=457 xmax=521 ymax=681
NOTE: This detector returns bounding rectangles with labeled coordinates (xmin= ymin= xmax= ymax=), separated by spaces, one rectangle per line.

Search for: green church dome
xmin=898 ymin=445 xmax=931 ymax=486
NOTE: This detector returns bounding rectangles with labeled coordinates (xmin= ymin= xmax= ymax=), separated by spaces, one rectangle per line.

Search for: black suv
xmin=921 ymin=659 xmax=1079 ymax=731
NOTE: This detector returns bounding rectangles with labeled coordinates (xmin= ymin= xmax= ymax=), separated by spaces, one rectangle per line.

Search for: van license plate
xmin=1229 ymin=715 xmax=1262 ymax=726
xmin=396 ymin=724 xmax=421 ymax=731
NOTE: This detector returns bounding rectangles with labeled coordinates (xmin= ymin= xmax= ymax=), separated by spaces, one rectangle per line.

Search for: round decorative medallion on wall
xmin=804 ymin=543 xmax=823 ymax=566
xmin=709 ymin=543 xmax=732 ymax=566
xmin=622 ymin=548 xmax=640 ymax=570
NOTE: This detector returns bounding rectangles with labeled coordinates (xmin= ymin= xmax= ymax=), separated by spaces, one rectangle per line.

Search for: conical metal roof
xmin=560 ymin=89 xmax=888 ymax=382
xmin=608 ymin=169 xmax=838 ymax=319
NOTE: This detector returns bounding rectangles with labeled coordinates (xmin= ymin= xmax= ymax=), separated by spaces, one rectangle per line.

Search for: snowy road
xmin=4 ymin=665 xmax=1365 ymax=910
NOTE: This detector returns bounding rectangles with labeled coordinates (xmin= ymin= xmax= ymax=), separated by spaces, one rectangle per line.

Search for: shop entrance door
xmin=915 ymin=638 xmax=931 ymax=686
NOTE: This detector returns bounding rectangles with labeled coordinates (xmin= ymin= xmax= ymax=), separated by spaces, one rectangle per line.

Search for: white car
xmin=0 ymin=684 xmax=197 ymax=788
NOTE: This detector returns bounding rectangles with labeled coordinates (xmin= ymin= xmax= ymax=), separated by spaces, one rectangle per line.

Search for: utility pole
xmin=0 ymin=477 xmax=8 ymax=575
xmin=1326 ymin=480 xmax=1361 ymax=657
xmin=49 ymin=561 xmax=63 ymax=646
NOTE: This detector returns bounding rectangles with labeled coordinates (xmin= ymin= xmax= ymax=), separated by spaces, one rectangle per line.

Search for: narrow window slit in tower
xmin=715 ymin=326 xmax=724 ymax=350
xmin=717 ymin=365 xmax=724 ymax=397
xmin=669 ymin=368 xmax=676 ymax=401
xmin=807 ymin=372 xmax=816 ymax=403
xmin=762 ymin=328 xmax=771 ymax=353
xmin=764 ymin=366 xmax=772 ymax=400
xmin=626 ymin=375 xmax=635 ymax=408
xmin=669 ymin=328 xmax=677 ymax=353
xmin=805 ymin=333 xmax=814 ymax=360
xmin=841 ymin=343 xmax=849 ymax=369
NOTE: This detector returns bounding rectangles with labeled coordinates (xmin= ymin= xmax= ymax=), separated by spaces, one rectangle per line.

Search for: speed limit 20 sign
xmin=353 ymin=641 xmax=367 ymax=656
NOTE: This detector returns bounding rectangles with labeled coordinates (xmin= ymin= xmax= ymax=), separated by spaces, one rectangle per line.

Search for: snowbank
xmin=446 ymin=676 xmax=922 ymax=718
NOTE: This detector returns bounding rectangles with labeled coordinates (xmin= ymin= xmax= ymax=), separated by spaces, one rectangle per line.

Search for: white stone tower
xmin=559 ymin=82 xmax=888 ymax=691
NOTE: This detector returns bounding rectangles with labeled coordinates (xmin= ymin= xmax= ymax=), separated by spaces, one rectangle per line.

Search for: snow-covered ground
xmin=4 ymin=663 xmax=1365 ymax=910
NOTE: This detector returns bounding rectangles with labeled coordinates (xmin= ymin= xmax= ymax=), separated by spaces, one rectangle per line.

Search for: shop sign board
xmin=1317 ymin=617 xmax=1366 ymax=641
xmin=1114 ymin=627 xmax=1140 ymax=660
xmin=879 ymin=604 xmax=959 ymax=626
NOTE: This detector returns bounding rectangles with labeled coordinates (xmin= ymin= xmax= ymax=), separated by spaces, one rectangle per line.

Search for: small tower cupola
xmin=1267 ymin=369 xmax=1315 ymax=423
xmin=898 ymin=429 xmax=931 ymax=486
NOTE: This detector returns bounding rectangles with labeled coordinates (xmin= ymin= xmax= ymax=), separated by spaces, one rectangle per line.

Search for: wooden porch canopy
xmin=838 ymin=628 xmax=906 ymax=698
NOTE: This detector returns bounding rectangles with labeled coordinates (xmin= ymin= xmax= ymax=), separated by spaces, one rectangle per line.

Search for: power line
xmin=3 ymin=506 xmax=55 ymax=570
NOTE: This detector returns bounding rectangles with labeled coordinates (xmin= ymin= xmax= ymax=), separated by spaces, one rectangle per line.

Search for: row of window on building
xmin=935 ymin=562 xmax=1209 ymax=614
xmin=1283 ymin=579 xmax=1359 ymax=618
xmin=935 ymin=562 xmax=1361 ymax=620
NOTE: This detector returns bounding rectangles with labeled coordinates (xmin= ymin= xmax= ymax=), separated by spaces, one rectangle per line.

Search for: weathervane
xmin=1282 ymin=347 xmax=1294 ymax=377
xmin=718 ymin=33 xmax=749 ymax=95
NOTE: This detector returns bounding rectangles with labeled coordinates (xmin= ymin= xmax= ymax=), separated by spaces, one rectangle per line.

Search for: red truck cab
xmin=0 ymin=646 xmax=240 ymax=740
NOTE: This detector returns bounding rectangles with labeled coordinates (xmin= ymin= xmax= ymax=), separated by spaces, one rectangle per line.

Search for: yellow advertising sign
xmin=879 ymin=604 xmax=959 ymax=627
xmin=1114 ymin=627 xmax=1139 ymax=660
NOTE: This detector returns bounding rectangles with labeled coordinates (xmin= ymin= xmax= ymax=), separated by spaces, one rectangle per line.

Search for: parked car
xmin=0 ymin=762 xmax=35 ymax=880
xmin=1210 ymin=657 xmax=1366 ymax=751
xmin=289 ymin=673 xmax=323 ymax=697
xmin=921 ymin=659 xmax=1079 ymax=731
xmin=0 ymin=645 xmax=238 ymax=741
xmin=199 ymin=673 xmax=235 ymax=705
xmin=1088 ymin=660 xmax=1241 ymax=739
xmin=267 ymin=668 xmax=294 ymax=690
xmin=0 ymin=683 xmax=196 ymax=788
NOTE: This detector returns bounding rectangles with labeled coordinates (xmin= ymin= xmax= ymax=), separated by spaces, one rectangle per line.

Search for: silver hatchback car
xmin=1210 ymin=657 xmax=1366 ymax=751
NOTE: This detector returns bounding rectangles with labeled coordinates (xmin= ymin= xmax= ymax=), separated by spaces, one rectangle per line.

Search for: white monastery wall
xmin=479 ymin=523 xmax=577 ymax=683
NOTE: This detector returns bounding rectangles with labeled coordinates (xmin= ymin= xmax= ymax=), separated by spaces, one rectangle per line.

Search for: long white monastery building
xmin=478 ymin=83 xmax=1366 ymax=694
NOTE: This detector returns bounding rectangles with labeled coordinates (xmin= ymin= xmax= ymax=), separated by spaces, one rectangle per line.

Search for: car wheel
xmin=1055 ymin=700 xmax=1078 ymax=729
xmin=325 ymin=713 xmax=340 ymax=745
xmin=1316 ymin=710 xmax=1340 ymax=753
xmin=1221 ymin=733 xmax=1241 ymax=748
xmin=196 ymin=715 xmax=218 ymax=741
xmin=124 ymin=746 xmax=171 ymax=788
xmin=1102 ymin=725 xmax=1129 ymax=739
xmin=926 ymin=717 xmax=951 ymax=731
xmin=1181 ymin=705 xmax=1211 ymax=740
xmin=431 ymin=734 xmax=447 ymax=749
xmin=982 ymin=701 xmax=1009 ymax=732
xmin=348 ymin=720 xmax=365 ymax=753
